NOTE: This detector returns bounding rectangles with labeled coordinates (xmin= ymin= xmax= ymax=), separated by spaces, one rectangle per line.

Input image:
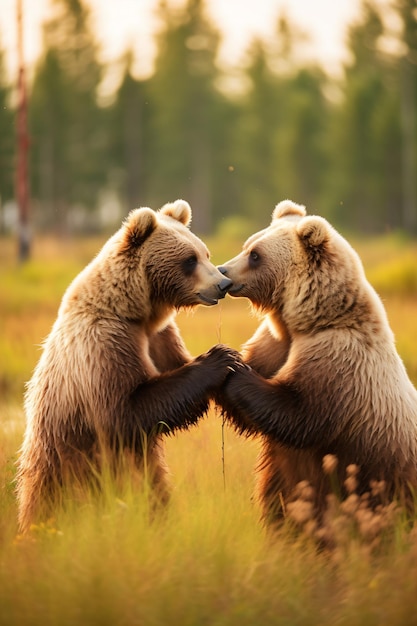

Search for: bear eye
xmin=249 ymin=250 xmax=261 ymax=267
xmin=182 ymin=254 xmax=198 ymax=275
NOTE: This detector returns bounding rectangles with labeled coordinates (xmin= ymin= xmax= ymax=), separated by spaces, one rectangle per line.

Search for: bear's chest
xmin=133 ymin=330 xmax=160 ymax=378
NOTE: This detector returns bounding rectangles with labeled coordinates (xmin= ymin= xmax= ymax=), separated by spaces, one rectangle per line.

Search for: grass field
xmin=1 ymin=232 xmax=417 ymax=625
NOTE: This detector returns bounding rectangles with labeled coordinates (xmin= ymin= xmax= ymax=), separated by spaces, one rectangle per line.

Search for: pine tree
xmin=30 ymin=0 xmax=104 ymax=231
xmin=107 ymin=52 xmax=152 ymax=213
xmin=327 ymin=1 xmax=402 ymax=231
xmin=235 ymin=15 xmax=329 ymax=224
xmin=149 ymin=0 xmax=222 ymax=233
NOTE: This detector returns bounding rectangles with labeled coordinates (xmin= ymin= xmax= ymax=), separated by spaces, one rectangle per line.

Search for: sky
xmin=0 ymin=0 xmax=364 ymax=84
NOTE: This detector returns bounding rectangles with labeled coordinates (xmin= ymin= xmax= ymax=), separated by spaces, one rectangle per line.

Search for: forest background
xmin=0 ymin=0 xmax=417 ymax=240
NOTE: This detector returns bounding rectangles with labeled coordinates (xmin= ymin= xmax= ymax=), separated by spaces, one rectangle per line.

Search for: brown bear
xmin=17 ymin=199 xmax=240 ymax=531
xmin=216 ymin=200 xmax=417 ymax=525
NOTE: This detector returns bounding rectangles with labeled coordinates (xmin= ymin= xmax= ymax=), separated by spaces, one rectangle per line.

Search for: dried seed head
xmin=340 ymin=493 xmax=360 ymax=516
xmin=293 ymin=480 xmax=315 ymax=500
xmin=322 ymin=454 xmax=338 ymax=474
xmin=346 ymin=464 xmax=360 ymax=477
xmin=345 ymin=475 xmax=358 ymax=494
xmin=370 ymin=480 xmax=386 ymax=497
xmin=287 ymin=499 xmax=314 ymax=525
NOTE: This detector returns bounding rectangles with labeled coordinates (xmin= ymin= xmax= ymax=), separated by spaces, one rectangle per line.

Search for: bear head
xmin=218 ymin=200 xmax=369 ymax=333
xmin=89 ymin=199 xmax=232 ymax=323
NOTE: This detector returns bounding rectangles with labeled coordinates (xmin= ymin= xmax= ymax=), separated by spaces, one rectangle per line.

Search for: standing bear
xmin=217 ymin=200 xmax=417 ymax=524
xmin=17 ymin=199 xmax=239 ymax=531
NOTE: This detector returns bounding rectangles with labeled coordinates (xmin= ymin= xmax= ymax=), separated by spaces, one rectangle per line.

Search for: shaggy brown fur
xmin=217 ymin=200 xmax=417 ymax=524
xmin=17 ymin=200 xmax=240 ymax=531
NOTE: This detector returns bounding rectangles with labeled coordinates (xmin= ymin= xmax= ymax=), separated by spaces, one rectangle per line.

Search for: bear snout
xmin=197 ymin=276 xmax=232 ymax=306
xmin=217 ymin=266 xmax=244 ymax=296
xmin=217 ymin=276 xmax=233 ymax=294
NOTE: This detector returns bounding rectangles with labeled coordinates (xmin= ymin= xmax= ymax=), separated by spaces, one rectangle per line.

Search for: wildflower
xmin=322 ymin=454 xmax=338 ymax=474
xmin=340 ymin=493 xmax=359 ymax=516
xmin=345 ymin=464 xmax=359 ymax=493
xmin=294 ymin=480 xmax=315 ymax=501
xmin=345 ymin=475 xmax=358 ymax=494
xmin=356 ymin=508 xmax=383 ymax=541
xmin=370 ymin=480 xmax=386 ymax=497
xmin=287 ymin=499 xmax=314 ymax=525
xmin=346 ymin=464 xmax=359 ymax=476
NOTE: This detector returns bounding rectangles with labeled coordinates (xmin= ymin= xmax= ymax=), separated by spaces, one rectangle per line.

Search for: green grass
xmin=1 ymin=233 xmax=417 ymax=625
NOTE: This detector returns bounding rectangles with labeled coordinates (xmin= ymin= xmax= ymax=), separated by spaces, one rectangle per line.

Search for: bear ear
xmin=123 ymin=207 xmax=157 ymax=248
xmin=296 ymin=216 xmax=330 ymax=249
xmin=159 ymin=199 xmax=192 ymax=226
xmin=272 ymin=199 xmax=306 ymax=222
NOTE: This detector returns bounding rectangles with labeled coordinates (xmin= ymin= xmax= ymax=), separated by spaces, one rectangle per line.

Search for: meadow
xmin=0 ymin=231 xmax=417 ymax=625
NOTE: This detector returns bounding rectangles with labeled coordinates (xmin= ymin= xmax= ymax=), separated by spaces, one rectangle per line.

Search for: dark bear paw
xmin=197 ymin=344 xmax=249 ymax=387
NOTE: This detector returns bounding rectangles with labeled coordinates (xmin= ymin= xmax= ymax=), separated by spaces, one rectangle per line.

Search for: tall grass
xmin=1 ymin=233 xmax=417 ymax=625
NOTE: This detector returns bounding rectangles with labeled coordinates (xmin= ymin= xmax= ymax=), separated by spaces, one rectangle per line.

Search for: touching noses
xmin=217 ymin=266 xmax=232 ymax=293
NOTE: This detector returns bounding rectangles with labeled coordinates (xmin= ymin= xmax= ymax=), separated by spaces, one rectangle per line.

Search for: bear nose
xmin=218 ymin=276 xmax=233 ymax=293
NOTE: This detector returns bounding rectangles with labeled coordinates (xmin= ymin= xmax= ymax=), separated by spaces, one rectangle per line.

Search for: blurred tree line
xmin=0 ymin=0 xmax=416 ymax=236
